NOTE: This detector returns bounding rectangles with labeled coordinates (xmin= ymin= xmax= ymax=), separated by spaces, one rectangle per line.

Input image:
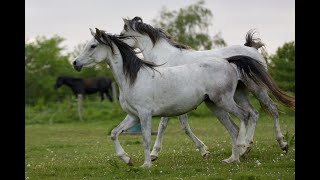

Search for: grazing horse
xmin=119 ymin=17 xmax=295 ymax=160
xmin=55 ymin=76 xmax=113 ymax=102
xmin=72 ymin=28 xmax=282 ymax=167
xmin=55 ymin=76 xmax=113 ymax=121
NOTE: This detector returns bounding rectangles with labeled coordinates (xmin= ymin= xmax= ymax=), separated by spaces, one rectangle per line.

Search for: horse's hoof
xmin=282 ymin=144 xmax=289 ymax=154
xmin=127 ymin=158 xmax=134 ymax=166
xmin=222 ymin=157 xmax=240 ymax=164
xmin=140 ymin=163 xmax=152 ymax=168
xmin=239 ymin=147 xmax=246 ymax=156
xmin=202 ymin=152 xmax=210 ymax=159
xmin=151 ymin=155 xmax=158 ymax=161
xmin=240 ymin=146 xmax=252 ymax=159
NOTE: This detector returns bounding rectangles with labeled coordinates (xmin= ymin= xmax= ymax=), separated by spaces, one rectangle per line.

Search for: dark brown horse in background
xmin=55 ymin=76 xmax=113 ymax=102
xmin=55 ymin=76 xmax=114 ymax=121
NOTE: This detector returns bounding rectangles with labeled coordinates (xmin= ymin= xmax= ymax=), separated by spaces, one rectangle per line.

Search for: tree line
xmin=25 ymin=0 xmax=294 ymax=105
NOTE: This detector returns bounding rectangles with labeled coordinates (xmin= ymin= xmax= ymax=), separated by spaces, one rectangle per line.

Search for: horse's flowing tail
xmin=227 ymin=55 xmax=295 ymax=109
xmin=244 ymin=29 xmax=264 ymax=49
xmin=244 ymin=29 xmax=268 ymax=60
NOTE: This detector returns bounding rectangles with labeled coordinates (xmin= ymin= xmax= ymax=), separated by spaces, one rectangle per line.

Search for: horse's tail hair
xmin=244 ymin=29 xmax=268 ymax=59
xmin=244 ymin=29 xmax=264 ymax=49
xmin=227 ymin=55 xmax=295 ymax=109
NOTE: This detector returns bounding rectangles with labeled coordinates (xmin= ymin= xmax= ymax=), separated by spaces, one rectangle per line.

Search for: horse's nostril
xmin=73 ymin=61 xmax=77 ymax=66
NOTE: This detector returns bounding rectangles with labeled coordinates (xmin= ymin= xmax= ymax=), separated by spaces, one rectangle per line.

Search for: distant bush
xmin=26 ymin=94 xmax=294 ymax=125
xmin=25 ymin=98 xmax=126 ymax=125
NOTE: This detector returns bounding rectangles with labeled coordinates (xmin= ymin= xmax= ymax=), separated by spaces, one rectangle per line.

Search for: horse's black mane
xmin=126 ymin=16 xmax=191 ymax=50
xmin=93 ymin=29 xmax=159 ymax=86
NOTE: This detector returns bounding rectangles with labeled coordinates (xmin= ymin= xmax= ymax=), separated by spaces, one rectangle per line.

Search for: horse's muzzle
xmin=73 ymin=65 xmax=83 ymax=72
xmin=73 ymin=60 xmax=83 ymax=72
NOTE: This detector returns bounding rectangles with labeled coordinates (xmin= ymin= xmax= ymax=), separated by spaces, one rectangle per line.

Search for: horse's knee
xmin=269 ymin=103 xmax=278 ymax=113
xmin=181 ymin=126 xmax=190 ymax=135
xmin=160 ymin=122 xmax=168 ymax=130
xmin=250 ymin=109 xmax=259 ymax=122
xmin=110 ymin=129 xmax=118 ymax=141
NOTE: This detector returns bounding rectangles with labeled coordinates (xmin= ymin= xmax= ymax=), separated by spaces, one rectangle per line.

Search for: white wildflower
xmin=256 ymin=160 xmax=261 ymax=166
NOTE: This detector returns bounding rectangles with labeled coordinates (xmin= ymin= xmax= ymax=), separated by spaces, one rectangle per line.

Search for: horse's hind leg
xmin=204 ymin=100 xmax=240 ymax=163
xmin=151 ymin=117 xmax=170 ymax=161
xmin=209 ymin=94 xmax=252 ymax=163
xmin=100 ymin=91 xmax=105 ymax=101
xmin=110 ymin=115 xmax=139 ymax=166
xmin=106 ymin=89 xmax=113 ymax=102
xmin=234 ymin=87 xmax=259 ymax=158
xmin=178 ymin=114 xmax=210 ymax=158
xmin=251 ymin=86 xmax=289 ymax=153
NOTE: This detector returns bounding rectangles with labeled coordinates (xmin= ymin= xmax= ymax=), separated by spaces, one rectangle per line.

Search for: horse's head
xmin=72 ymin=28 xmax=111 ymax=72
xmin=120 ymin=17 xmax=152 ymax=48
xmin=54 ymin=76 xmax=64 ymax=89
xmin=120 ymin=16 xmax=190 ymax=50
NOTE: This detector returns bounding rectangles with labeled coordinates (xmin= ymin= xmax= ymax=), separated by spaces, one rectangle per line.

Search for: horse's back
xmin=183 ymin=45 xmax=267 ymax=69
xmin=97 ymin=76 xmax=112 ymax=88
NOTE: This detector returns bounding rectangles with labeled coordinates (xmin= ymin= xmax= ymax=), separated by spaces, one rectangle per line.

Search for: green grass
xmin=26 ymin=99 xmax=295 ymax=179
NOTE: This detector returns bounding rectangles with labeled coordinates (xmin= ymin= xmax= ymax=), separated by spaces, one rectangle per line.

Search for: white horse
xmin=73 ymin=28 xmax=285 ymax=167
xmin=119 ymin=17 xmax=295 ymax=160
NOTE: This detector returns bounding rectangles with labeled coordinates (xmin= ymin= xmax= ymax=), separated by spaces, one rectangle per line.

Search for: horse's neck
xmin=106 ymin=47 xmax=127 ymax=90
xmin=63 ymin=78 xmax=78 ymax=87
xmin=139 ymin=38 xmax=184 ymax=64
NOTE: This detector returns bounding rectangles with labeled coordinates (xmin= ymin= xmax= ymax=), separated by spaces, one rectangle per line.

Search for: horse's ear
xmin=95 ymin=28 xmax=102 ymax=37
xmin=89 ymin=28 xmax=95 ymax=37
xmin=122 ymin=17 xmax=130 ymax=26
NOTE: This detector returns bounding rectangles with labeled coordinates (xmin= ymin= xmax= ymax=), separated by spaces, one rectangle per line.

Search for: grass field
xmin=25 ymin=100 xmax=295 ymax=179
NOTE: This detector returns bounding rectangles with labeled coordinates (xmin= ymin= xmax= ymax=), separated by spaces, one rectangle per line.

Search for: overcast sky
xmin=25 ymin=0 xmax=294 ymax=55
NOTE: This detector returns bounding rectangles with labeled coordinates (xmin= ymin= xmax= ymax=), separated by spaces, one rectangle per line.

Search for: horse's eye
xmin=91 ymin=45 xmax=97 ymax=49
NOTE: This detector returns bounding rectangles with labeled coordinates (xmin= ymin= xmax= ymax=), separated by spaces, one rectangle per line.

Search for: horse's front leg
xmin=178 ymin=114 xmax=210 ymax=158
xmin=77 ymin=94 xmax=83 ymax=121
xmin=110 ymin=115 xmax=139 ymax=166
xmin=139 ymin=112 xmax=153 ymax=168
xmin=106 ymin=90 xmax=113 ymax=102
xmin=150 ymin=117 xmax=170 ymax=161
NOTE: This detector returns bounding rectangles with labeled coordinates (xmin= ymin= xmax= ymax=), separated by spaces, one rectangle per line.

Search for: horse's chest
xmin=85 ymin=88 xmax=98 ymax=94
xmin=119 ymin=94 xmax=137 ymax=114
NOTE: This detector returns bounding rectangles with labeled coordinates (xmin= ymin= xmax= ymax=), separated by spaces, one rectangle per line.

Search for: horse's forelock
xmin=93 ymin=31 xmax=116 ymax=54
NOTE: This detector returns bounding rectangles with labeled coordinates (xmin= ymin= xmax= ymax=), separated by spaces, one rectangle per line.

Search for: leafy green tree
xmin=25 ymin=36 xmax=114 ymax=104
xmin=152 ymin=0 xmax=226 ymax=50
xmin=25 ymin=36 xmax=74 ymax=104
xmin=268 ymin=41 xmax=295 ymax=93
